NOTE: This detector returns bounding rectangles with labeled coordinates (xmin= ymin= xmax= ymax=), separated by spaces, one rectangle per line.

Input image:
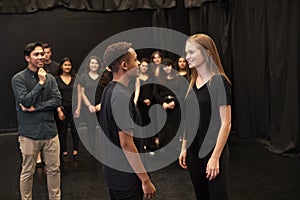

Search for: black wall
xmin=0 ymin=7 xmax=155 ymax=132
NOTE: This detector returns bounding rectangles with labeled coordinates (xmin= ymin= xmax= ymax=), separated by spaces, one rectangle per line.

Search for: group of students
xmin=130 ymin=52 xmax=190 ymax=153
xmin=11 ymin=33 xmax=232 ymax=200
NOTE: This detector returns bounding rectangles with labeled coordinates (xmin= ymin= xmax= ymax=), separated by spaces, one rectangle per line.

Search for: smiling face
xmin=185 ymin=41 xmax=205 ymax=69
xmin=61 ymin=60 xmax=72 ymax=74
xmin=26 ymin=46 xmax=45 ymax=70
xmin=89 ymin=58 xmax=99 ymax=72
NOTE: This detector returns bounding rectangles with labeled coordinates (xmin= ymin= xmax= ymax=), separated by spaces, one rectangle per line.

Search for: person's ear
xmin=121 ymin=61 xmax=127 ymax=70
xmin=25 ymin=55 xmax=30 ymax=62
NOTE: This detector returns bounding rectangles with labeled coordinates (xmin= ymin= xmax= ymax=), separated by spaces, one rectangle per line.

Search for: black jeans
xmin=109 ymin=189 xmax=143 ymax=200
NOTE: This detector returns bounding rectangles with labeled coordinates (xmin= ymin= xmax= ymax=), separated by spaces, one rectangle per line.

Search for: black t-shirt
xmin=99 ymin=81 xmax=142 ymax=191
xmin=45 ymin=61 xmax=59 ymax=76
xmin=186 ymin=75 xmax=232 ymax=156
xmin=55 ymin=75 xmax=75 ymax=108
xmin=78 ymin=73 xmax=101 ymax=105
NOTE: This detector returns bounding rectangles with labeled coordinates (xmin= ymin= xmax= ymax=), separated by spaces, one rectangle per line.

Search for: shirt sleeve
xmin=34 ymin=74 xmax=62 ymax=111
xmin=211 ymin=75 xmax=232 ymax=107
xmin=11 ymin=73 xmax=45 ymax=108
xmin=112 ymin=86 xmax=134 ymax=133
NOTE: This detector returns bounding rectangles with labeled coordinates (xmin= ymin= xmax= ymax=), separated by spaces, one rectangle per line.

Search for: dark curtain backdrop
xmin=186 ymin=0 xmax=232 ymax=79
xmin=231 ymin=0 xmax=300 ymax=156
xmin=186 ymin=0 xmax=300 ymax=156
xmin=0 ymin=0 xmax=175 ymax=13
xmin=1 ymin=0 xmax=299 ymax=156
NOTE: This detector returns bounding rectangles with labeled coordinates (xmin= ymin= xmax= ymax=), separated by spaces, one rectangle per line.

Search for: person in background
xmin=175 ymin=56 xmax=190 ymax=81
xmin=132 ymin=58 xmax=156 ymax=153
xmin=42 ymin=42 xmax=59 ymax=76
xmin=152 ymin=58 xmax=184 ymax=150
xmin=55 ymin=57 xmax=80 ymax=161
xmin=179 ymin=34 xmax=232 ymax=200
xmin=11 ymin=41 xmax=61 ymax=199
xmin=77 ymin=56 xmax=102 ymax=155
xmin=96 ymin=65 xmax=113 ymax=114
xmin=150 ymin=50 xmax=163 ymax=77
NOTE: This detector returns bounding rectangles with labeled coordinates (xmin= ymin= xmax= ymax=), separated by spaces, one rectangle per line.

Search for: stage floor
xmin=0 ymin=133 xmax=299 ymax=200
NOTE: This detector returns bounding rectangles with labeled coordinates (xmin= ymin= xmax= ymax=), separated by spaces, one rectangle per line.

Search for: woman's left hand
xmin=206 ymin=157 xmax=220 ymax=181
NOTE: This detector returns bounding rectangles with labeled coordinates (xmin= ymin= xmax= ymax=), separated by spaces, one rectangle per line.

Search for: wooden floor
xmin=0 ymin=133 xmax=299 ymax=200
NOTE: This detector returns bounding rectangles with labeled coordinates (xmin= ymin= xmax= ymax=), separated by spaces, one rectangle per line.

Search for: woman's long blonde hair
xmin=186 ymin=34 xmax=231 ymax=97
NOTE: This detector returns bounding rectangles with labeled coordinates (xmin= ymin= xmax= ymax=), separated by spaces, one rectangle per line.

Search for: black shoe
xmin=36 ymin=162 xmax=43 ymax=168
xmin=73 ymin=154 xmax=81 ymax=161
xmin=62 ymin=155 xmax=71 ymax=163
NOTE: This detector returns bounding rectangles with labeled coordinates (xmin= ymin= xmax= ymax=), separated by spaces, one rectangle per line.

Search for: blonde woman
xmin=179 ymin=34 xmax=232 ymax=200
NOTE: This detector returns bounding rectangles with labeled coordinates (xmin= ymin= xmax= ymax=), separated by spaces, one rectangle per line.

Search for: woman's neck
xmin=139 ymin=73 xmax=148 ymax=81
xmin=195 ymin=66 xmax=211 ymax=88
xmin=88 ymin=71 xmax=99 ymax=80
xmin=61 ymin=72 xmax=70 ymax=77
xmin=89 ymin=71 xmax=98 ymax=75
xmin=178 ymin=70 xmax=187 ymax=76
xmin=196 ymin=65 xmax=210 ymax=79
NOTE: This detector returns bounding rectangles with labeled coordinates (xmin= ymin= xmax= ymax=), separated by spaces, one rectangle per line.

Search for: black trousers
xmin=57 ymin=106 xmax=79 ymax=153
xmin=81 ymin=108 xmax=98 ymax=154
xmin=187 ymin=143 xmax=230 ymax=200
xmin=109 ymin=189 xmax=143 ymax=200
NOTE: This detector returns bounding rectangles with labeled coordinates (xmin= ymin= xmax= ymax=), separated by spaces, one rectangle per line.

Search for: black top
xmin=138 ymin=77 xmax=154 ymax=103
xmin=100 ymin=68 xmax=113 ymax=88
xmin=99 ymin=81 xmax=142 ymax=191
xmin=135 ymin=76 xmax=155 ymax=126
xmin=186 ymin=75 xmax=232 ymax=157
xmin=153 ymin=75 xmax=185 ymax=105
xmin=96 ymin=68 xmax=113 ymax=103
xmin=78 ymin=73 xmax=101 ymax=105
xmin=11 ymin=68 xmax=61 ymax=139
xmin=55 ymin=75 xmax=75 ymax=108
xmin=45 ymin=61 xmax=59 ymax=76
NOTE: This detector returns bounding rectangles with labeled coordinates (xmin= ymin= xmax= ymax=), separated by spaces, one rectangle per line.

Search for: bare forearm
xmin=211 ymin=122 xmax=231 ymax=159
xmin=120 ymin=132 xmax=150 ymax=182
xmin=211 ymin=105 xmax=231 ymax=159
xmin=122 ymin=141 xmax=150 ymax=182
xmin=77 ymin=85 xmax=82 ymax=109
